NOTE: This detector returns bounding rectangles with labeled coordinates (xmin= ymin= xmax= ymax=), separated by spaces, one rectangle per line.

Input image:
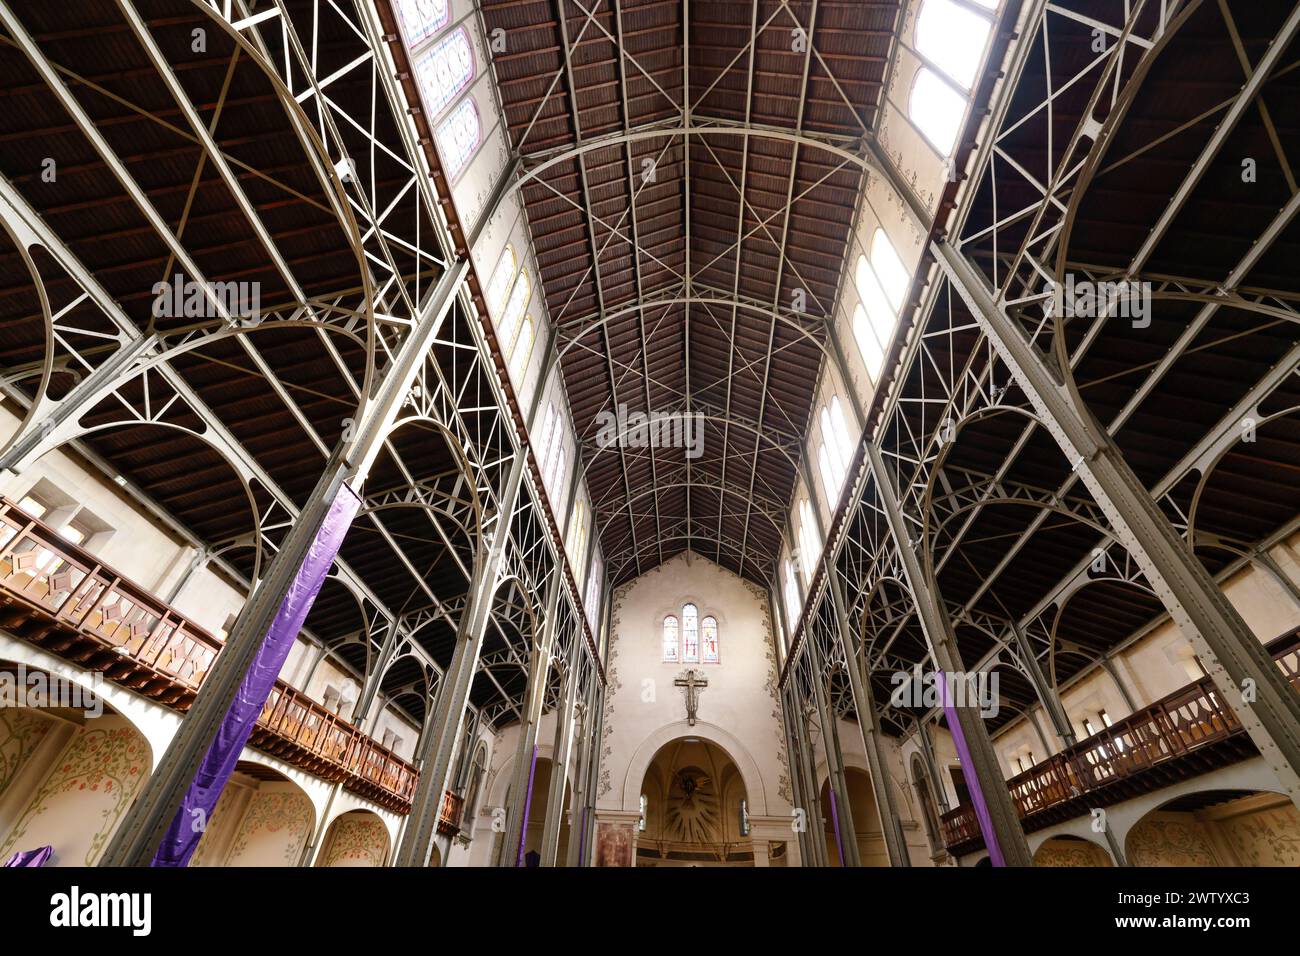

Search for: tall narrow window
xmin=681 ymin=603 xmax=699 ymax=663
xmin=871 ymin=229 xmax=909 ymax=313
xmin=436 ymin=98 xmax=480 ymax=181
xmin=829 ymin=396 xmax=853 ymax=473
xmin=538 ymin=402 xmax=558 ymax=470
xmin=499 ymin=270 xmax=531 ymax=353
xmin=639 ymin=793 xmax=648 ymax=831
xmin=783 ymin=560 xmax=802 ymax=631
xmin=393 ymin=0 xmax=449 ymax=47
xmin=701 ymin=615 xmax=719 ymax=663
xmin=584 ymin=554 xmax=602 ymax=628
xmin=568 ymin=500 xmax=588 ymax=562
xmin=798 ymin=499 xmax=819 ymax=582
xmin=486 ymin=244 xmax=517 ymax=315
xmin=818 ymin=443 xmax=837 ymax=503
xmin=852 ymin=303 xmax=885 ymax=380
xmin=549 ymin=448 xmax=567 ymax=498
xmin=414 ymin=27 xmax=474 ymax=120
xmin=909 ymin=68 xmax=966 ymax=156
xmin=662 ymin=615 xmax=680 ymax=662
xmin=916 ymin=0 xmax=992 ymax=90
xmin=509 ymin=315 xmax=535 ymax=381
xmin=739 ymin=799 xmax=750 ymax=836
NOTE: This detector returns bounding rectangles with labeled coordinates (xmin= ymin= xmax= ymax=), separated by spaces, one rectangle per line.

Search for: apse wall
xmin=595 ymin=551 xmax=794 ymax=848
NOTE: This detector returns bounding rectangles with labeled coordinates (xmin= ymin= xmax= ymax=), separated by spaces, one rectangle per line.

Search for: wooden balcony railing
xmin=940 ymin=633 xmax=1300 ymax=853
xmin=0 ymin=498 xmax=417 ymax=813
xmin=437 ymin=789 xmax=464 ymax=836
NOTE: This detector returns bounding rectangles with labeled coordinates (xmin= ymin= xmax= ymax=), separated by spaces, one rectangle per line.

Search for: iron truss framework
xmin=777 ymin=0 xmax=1300 ymax=865
xmin=0 ymin=0 xmax=605 ymax=867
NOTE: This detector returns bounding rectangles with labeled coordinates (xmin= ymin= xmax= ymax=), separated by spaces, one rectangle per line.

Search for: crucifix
xmin=675 ymin=669 xmax=708 ymax=726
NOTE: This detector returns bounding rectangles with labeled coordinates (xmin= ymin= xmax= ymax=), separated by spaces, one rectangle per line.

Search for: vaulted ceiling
xmin=480 ymin=0 xmax=904 ymax=586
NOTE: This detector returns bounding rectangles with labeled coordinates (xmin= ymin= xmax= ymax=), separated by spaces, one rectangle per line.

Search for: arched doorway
xmin=818 ymin=768 xmax=887 ymax=866
xmin=189 ymin=761 xmax=314 ymax=866
xmin=635 ymin=737 xmax=751 ymax=866
xmin=0 ymin=677 xmax=152 ymax=867
xmin=491 ymin=756 xmax=572 ymax=866
xmin=1033 ymin=835 xmax=1113 ymax=867
xmin=1126 ymin=789 xmax=1300 ymax=866
xmin=316 ymin=809 xmax=390 ymax=867
xmin=910 ymin=755 xmax=943 ymax=856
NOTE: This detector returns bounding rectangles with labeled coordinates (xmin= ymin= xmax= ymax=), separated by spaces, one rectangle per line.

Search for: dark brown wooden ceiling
xmin=481 ymin=0 xmax=902 ymax=585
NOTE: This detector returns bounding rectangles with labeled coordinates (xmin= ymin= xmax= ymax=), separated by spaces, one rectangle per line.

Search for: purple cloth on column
xmin=516 ymin=744 xmax=539 ymax=866
xmin=828 ymin=785 xmax=845 ymax=866
xmin=4 ymin=845 xmax=52 ymax=867
xmin=151 ymin=484 xmax=361 ymax=867
xmin=937 ymin=670 xmax=1004 ymax=866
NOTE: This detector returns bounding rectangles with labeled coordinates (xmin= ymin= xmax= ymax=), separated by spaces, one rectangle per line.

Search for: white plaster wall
xmin=595 ymin=552 xmax=793 ymax=825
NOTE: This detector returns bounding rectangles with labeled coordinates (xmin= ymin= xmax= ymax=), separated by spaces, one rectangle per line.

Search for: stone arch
xmin=1124 ymin=785 xmax=1300 ymax=867
xmin=189 ymin=761 xmax=316 ymax=867
xmin=621 ymin=720 xmax=769 ymax=816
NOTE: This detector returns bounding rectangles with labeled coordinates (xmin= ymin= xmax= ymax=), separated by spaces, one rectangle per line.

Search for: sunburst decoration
xmin=665 ymin=767 xmax=722 ymax=844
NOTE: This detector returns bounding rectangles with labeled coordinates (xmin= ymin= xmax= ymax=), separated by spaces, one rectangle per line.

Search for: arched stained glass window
xmin=414 ymin=27 xmax=475 ymax=120
xmin=393 ymin=0 xmax=449 ymax=48
xmin=701 ymin=616 xmax=719 ymax=663
xmin=499 ymin=270 xmax=531 ymax=351
xmin=436 ymin=97 xmax=481 ymax=181
xmin=662 ymin=615 xmax=680 ymax=662
xmin=681 ymin=603 xmax=699 ymax=662
xmin=487 ymin=244 xmax=517 ymax=315
xmin=509 ymin=314 xmax=535 ymax=381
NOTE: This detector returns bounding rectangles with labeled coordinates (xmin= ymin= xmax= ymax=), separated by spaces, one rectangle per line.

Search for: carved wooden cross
xmin=675 ymin=669 xmax=708 ymax=726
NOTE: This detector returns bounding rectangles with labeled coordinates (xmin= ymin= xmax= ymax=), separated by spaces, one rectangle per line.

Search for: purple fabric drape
xmin=828 ymin=785 xmax=845 ymax=866
xmin=937 ymin=671 xmax=1004 ymax=866
xmin=152 ymin=484 xmax=361 ymax=867
xmin=515 ymin=744 xmax=539 ymax=866
xmin=4 ymin=845 xmax=52 ymax=867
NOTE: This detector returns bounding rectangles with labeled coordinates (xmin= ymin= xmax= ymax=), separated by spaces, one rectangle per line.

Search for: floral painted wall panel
xmin=1033 ymin=838 xmax=1113 ymax=867
xmin=224 ymin=789 xmax=314 ymax=866
xmin=1126 ymin=816 xmax=1221 ymax=867
xmin=1218 ymin=803 xmax=1300 ymax=866
xmin=320 ymin=813 xmax=389 ymax=867
xmin=0 ymin=709 xmax=54 ymax=798
xmin=188 ymin=782 xmax=249 ymax=867
xmin=0 ymin=717 xmax=149 ymax=866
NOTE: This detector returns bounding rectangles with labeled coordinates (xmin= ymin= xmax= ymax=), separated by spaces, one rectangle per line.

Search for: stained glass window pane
xmin=701 ymin=616 xmax=719 ymax=663
xmin=436 ymin=98 xmax=481 ymax=180
xmin=393 ymin=0 xmax=449 ymax=48
xmin=509 ymin=315 xmax=535 ymax=381
xmin=662 ymin=616 xmax=679 ymax=662
xmin=414 ymin=27 xmax=474 ymax=119
xmin=499 ymin=270 xmax=531 ymax=351
xmin=487 ymin=245 xmax=517 ymax=315
xmin=682 ymin=603 xmax=699 ymax=662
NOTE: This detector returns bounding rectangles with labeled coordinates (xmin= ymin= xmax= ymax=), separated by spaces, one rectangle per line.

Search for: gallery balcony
xmin=0 ymin=497 xmax=418 ymax=813
xmin=939 ymin=630 xmax=1300 ymax=856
